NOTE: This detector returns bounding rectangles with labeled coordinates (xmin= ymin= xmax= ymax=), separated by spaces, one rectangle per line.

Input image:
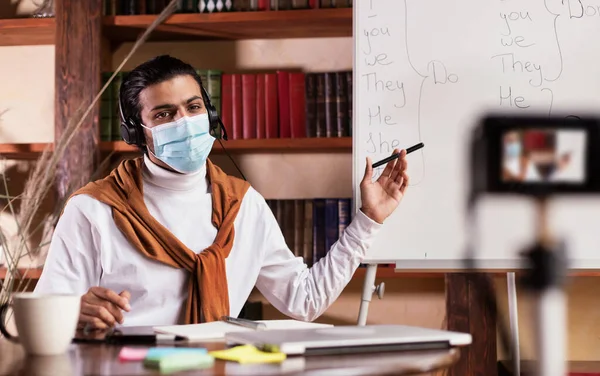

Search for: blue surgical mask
xmin=142 ymin=113 xmax=215 ymax=174
xmin=505 ymin=141 xmax=521 ymax=158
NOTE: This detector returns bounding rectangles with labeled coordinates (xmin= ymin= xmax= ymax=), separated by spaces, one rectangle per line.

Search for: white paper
xmin=153 ymin=320 xmax=333 ymax=341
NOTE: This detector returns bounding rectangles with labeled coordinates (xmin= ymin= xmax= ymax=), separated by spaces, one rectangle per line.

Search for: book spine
xmin=181 ymin=0 xmax=197 ymax=12
xmin=146 ymin=0 xmax=159 ymax=14
xmin=278 ymin=0 xmax=292 ymax=9
xmin=277 ymin=71 xmax=291 ymax=138
xmin=283 ymin=200 xmax=296 ymax=253
xmin=324 ymin=72 xmax=336 ymax=138
xmin=121 ymin=0 xmax=138 ymax=14
xmin=111 ymin=72 xmax=123 ymax=141
xmin=256 ymin=74 xmax=266 ymax=139
xmin=315 ymin=74 xmax=327 ymax=138
xmin=324 ymin=199 xmax=339 ymax=252
xmin=337 ymin=198 xmax=350 ymax=239
xmin=221 ymin=74 xmax=233 ymax=137
xmin=100 ymin=72 xmax=113 ymax=141
xmin=335 ymin=71 xmax=348 ymax=137
xmin=294 ymin=199 xmax=305 ymax=258
xmin=289 ymin=72 xmax=306 ymax=138
xmin=258 ymin=0 xmax=269 ymax=10
xmin=291 ymin=0 xmax=309 ymax=8
xmin=207 ymin=70 xmax=222 ymax=138
xmin=275 ymin=200 xmax=284 ymax=236
xmin=196 ymin=69 xmax=209 ymax=90
xmin=305 ymin=73 xmax=317 ymax=138
xmin=137 ymin=0 xmax=147 ymax=14
xmin=346 ymin=70 xmax=352 ymax=137
xmin=264 ymin=73 xmax=279 ymax=139
xmin=231 ymin=74 xmax=244 ymax=140
xmin=312 ymin=199 xmax=326 ymax=264
xmin=303 ymin=200 xmax=314 ymax=266
xmin=242 ymin=74 xmax=257 ymax=139
xmin=207 ymin=70 xmax=222 ymax=116
xmin=332 ymin=0 xmax=349 ymax=7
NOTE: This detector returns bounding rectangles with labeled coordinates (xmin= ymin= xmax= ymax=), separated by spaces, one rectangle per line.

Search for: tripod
xmin=519 ymin=197 xmax=568 ymax=376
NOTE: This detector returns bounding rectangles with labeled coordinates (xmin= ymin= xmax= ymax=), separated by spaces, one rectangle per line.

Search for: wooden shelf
xmin=0 ymin=9 xmax=351 ymax=47
xmin=0 ymin=138 xmax=351 ymax=160
xmin=101 ymin=138 xmax=352 ymax=154
xmin=0 ymin=18 xmax=55 ymax=46
xmin=0 ymin=143 xmax=52 ymax=159
xmin=102 ymin=9 xmax=352 ymax=43
xmin=0 ymin=267 xmax=42 ymax=280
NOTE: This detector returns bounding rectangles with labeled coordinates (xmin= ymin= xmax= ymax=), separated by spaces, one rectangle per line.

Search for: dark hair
xmin=119 ymin=55 xmax=205 ymax=126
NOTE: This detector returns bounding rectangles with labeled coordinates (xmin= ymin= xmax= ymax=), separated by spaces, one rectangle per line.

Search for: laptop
xmin=224 ymin=324 xmax=472 ymax=356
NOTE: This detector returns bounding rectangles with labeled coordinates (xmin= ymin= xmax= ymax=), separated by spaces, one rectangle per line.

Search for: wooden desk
xmin=0 ymin=338 xmax=459 ymax=375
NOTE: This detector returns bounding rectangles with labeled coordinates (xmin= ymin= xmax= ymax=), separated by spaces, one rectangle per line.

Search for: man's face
xmin=137 ymin=74 xmax=207 ymax=171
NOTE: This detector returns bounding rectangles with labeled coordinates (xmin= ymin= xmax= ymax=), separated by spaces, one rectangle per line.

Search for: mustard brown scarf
xmin=69 ymin=157 xmax=250 ymax=324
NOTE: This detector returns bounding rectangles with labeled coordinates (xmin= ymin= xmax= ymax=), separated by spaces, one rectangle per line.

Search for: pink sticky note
xmin=118 ymin=347 xmax=149 ymax=362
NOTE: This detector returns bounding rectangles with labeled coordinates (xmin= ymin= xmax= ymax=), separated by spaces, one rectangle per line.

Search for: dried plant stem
xmin=1 ymin=0 xmax=179 ymax=306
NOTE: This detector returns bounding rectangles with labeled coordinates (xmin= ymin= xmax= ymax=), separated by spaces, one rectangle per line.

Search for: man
xmin=34 ymin=55 xmax=410 ymax=329
xmin=502 ymin=130 xmax=571 ymax=183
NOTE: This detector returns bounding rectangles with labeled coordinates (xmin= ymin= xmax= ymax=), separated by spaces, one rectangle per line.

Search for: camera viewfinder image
xmin=502 ymin=128 xmax=586 ymax=183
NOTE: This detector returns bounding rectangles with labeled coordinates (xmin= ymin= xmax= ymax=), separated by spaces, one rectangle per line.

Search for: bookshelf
xmin=0 ymin=138 xmax=352 ymax=159
xmin=101 ymin=138 xmax=352 ymax=153
xmin=0 ymin=5 xmax=356 ymax=282
xmin=0 ymin=143 xmax=52 ymax=159
xmin=103 ymin=9 xmax=352 ymax=43
xmin=0 ymin=9 xmax=352 ymax=47
xmin=0 ymin=18 xmax=55 ymax=46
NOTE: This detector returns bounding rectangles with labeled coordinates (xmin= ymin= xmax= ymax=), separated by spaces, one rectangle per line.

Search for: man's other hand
xmin=360 ymin=148 xmax=409 ymax=224
xmin=78 ymin=287 xmax=131 ymax=330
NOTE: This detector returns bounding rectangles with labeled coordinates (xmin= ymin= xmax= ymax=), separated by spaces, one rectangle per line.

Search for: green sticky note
xmin=143 ymin=352 xmax=214 ymax=373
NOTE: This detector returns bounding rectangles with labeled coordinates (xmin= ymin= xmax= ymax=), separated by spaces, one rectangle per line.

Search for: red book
xmin=289 ymin=72 xmax=306 ymax=138
xmin=277 ymin=71 xmax=291 ymax=138
xmin=220 ymin=74 xmax=233 ymax=136
xmin=242 ymin=74 xmax=257 ymax=139
xmin=265 ymin=73 xmax=279 ymax=139
xmin=256 ymin=74 xmax=266 ymax=139
xmin=258 ymin=0 xmax=269 ymax=10
xmin=231 ymin=74 xmax=243 ymax=140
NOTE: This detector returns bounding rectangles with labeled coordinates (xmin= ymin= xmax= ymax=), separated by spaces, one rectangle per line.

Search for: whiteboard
xmin=352 ymin=0 xmax=600 ymax=268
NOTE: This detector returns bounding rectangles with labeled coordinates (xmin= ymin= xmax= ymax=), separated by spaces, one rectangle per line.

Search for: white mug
xmin=0 ymin=292 xmax=80 ymax=356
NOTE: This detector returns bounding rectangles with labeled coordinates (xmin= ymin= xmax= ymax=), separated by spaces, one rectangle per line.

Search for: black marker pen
xmin=372 ymin=142 xmax=424 ymax=168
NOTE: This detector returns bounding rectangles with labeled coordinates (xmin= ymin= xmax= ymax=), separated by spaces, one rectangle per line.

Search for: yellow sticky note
xmin=209 ymin=345 xmax=286 ymax=364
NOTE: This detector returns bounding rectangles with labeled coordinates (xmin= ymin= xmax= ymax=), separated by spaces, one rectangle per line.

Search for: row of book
xmin=221 ymin=70 xmax=352 ymax=140
xmin=266 ymin=198 xmax=351 ymax=267
xmin=102 ymin=0 xmax=352 ymax=15
xmin=100 ymin=69 xmax=353 ymax=142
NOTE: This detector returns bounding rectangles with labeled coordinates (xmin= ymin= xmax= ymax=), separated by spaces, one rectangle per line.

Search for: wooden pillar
xmin=446 ymin=273 xmax=498 ymax=376
xmin=54 ymin=0 xmax=102 ymax=200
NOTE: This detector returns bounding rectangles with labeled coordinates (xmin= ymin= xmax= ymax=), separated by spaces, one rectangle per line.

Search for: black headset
xmin=119 ymin=83 xmax=228 ymax=148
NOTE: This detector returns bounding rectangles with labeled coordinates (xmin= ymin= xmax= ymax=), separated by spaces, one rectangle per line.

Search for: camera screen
xmin=501 ymin=128 xmax=587 ymax=184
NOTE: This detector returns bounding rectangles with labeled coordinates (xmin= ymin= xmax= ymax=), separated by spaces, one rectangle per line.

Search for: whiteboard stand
xmin=357 ymin=264 xmax=385 ymax=326
xmin=507 ymin=272 xmax=521 ymax=376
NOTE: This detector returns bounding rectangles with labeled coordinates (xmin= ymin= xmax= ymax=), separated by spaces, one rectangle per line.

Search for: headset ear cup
xmin=120 ymin=123 xmax=132 ymax=144
xmin=208 ymin=106 xmax=222 ymax=140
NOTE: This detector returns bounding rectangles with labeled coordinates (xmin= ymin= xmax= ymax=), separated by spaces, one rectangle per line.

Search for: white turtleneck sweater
xmin=34 ymin=156 xmax=382 ymax=326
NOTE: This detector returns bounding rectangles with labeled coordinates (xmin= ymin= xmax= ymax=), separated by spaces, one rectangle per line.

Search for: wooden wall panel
xmin=446 ymin=273 xmax=498 ymax=376
xmin=54 ymin=0 xmax=102 ymax=199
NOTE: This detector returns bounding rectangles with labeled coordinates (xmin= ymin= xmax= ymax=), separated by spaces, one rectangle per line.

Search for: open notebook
xmin=153 ymin=320 xmax=333 ymax=342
